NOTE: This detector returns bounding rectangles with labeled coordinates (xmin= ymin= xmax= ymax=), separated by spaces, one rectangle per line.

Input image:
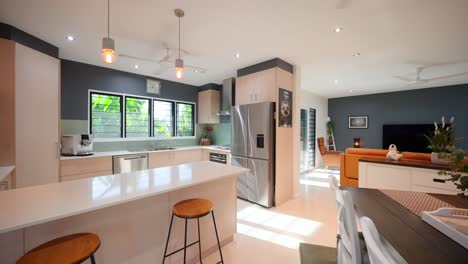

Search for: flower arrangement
xmin=200 ymin=126 xmax=213 ymax=146
xmin=425 ymin=116 xmax=455 ymax=164
xmin=439 ymin=149 xmax=468 ymax=198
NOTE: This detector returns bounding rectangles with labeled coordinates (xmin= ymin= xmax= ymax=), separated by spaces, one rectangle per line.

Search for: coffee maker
xmin=61 ymin=134 xmax=94 ymax=156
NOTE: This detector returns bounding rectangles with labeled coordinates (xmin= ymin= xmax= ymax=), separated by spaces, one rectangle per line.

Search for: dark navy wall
xmin=328 ymin=84 xmax=468 ymax=151
xmin=61 ymin=60 xmax=199 ymax=120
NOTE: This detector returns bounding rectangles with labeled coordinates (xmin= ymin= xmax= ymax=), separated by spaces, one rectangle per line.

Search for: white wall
xmin=292 ymin=65 xmax=329 ymax=197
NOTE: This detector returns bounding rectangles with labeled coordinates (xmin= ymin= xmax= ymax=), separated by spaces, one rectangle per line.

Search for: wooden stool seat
xmin=17 ymin=233 xmax=101 ymax=264
xmin=173 ymin=198 xmax=213 ymax=219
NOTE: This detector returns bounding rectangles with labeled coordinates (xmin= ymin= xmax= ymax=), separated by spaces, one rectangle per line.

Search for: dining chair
xmin=359 ymin=217 xmax=407 ymax=264
xmin=328 ymin=175 xmax=365 ymax=264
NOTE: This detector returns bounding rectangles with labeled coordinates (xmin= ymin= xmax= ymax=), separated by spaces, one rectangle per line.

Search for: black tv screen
xmin=382 ymin=124 xmax=435 ymax=153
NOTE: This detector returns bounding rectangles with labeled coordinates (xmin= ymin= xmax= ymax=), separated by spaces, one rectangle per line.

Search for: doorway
xmin=300 ymin=108 xmax=316 ymax=173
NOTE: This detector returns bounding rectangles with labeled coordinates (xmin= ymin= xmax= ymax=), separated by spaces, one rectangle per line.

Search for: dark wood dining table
xmin=343 ymin=187 xmax=468 ymax=264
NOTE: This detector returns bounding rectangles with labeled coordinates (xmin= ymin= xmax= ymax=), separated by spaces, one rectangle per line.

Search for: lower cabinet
xmin=149 ymin=149 xmax=203 ymax=168
xmin=59 ymin=157 xmax=113 ymax=182
xmin=359 ymin=162 xmax=458 ymax=195
xmin=148 ymin=152 xmax=173 ymax=168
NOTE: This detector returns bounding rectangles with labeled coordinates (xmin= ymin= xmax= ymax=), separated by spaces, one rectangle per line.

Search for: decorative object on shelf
xmin=102 ymin=0 xmax=116 ymax=64
xmin=349 ymin=116 xmax=368 ymax=129
xmin=438 ymin=149 xmax=468 ymax=198
xmin=426 ymin=116 xmax=455 ymax=164
xmin=353 ymin=138 xmax=361 ymax=148
xmin=386 ymin=144 xmax=403 ymax=161
xmin=326 ymin=118 xmax=336 ymax=151
xmin=278 ymin=88 xmax=293 ymax=127
xmin=200 ymin=126 xmax=213 ymax=146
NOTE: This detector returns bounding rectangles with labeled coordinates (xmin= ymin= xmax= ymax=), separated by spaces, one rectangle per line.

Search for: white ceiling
xmin=1 ymin=0 xmax=468 ymax=98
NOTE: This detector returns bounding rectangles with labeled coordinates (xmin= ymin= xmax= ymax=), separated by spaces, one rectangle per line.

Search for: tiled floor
xmin=203 ymin=168 xmax=340 ymax=264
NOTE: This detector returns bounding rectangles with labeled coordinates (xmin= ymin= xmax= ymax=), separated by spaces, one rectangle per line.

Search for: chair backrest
xmin=317 ymin=137 xmax=327 ymax=155
xmin=359 ymin=217 xmax=407 ymax=264
xmin=335 ymin=190 xmax=362 ymax=264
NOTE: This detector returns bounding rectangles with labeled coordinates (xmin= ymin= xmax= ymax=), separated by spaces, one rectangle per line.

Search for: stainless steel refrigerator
xmin=231 ymin=102 xmax=275 ymax=208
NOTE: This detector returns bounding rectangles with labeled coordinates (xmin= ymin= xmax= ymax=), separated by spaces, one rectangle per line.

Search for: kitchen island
xmin=0 ymin=161 xmax=247 ymax=263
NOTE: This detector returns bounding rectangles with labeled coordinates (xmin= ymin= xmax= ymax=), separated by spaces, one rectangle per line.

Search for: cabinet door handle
xmin=433 ymin=178 xmax=446 ymax=183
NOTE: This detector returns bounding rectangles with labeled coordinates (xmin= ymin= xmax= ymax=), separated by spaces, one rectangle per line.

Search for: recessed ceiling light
xmin=353 ymin=52 xmax=360 ymax=56
xmin=333 ymin=80 xmax=339 ymax=85
xmin=334 ymin=27 xmax=343 ymax=33
xmin=349 ymin=90 xmax=353 ymax=93
xmin=66 ymin=35 xmax=75 ymax=41
xmin=235 ymin=53 xmax=240 ymax=58
xmin=134 ymin=64 xmax=139 ymax=69
xmin=193 ymin=69 xmax=199 ymax=73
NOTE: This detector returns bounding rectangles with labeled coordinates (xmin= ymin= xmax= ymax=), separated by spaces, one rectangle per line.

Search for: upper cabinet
xmin=235 ymin=68 xmax=277 ymax=105
xmin=198 ymin=89 xmax=220 ymax=124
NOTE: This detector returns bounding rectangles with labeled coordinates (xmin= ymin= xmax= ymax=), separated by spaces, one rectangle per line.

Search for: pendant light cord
xmin=107 ymin=0 xmax=110 ymax=38
xmin=178 ymin=16 xmax=181 ymax=59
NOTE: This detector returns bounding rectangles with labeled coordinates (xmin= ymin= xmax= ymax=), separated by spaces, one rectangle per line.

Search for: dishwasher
xmin=113 ymin=154 xmax=148 ymax=174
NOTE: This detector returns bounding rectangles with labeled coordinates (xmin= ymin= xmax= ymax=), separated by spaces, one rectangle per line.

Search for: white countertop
xmin=0 ymin=166 xmax=15 ymax=182
xmin=60 ymin=146 xmax=230 ymax=160
xmin=0 ymin=161 xmax=247 ymax=234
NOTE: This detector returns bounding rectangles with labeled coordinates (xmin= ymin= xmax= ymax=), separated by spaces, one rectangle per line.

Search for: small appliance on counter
xmin=61 ymin=134 xmax=94 ymax=156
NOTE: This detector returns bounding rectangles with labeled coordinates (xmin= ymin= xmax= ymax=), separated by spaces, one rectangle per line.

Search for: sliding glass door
xmin=300 ymin=108 xmax=316 ymax=173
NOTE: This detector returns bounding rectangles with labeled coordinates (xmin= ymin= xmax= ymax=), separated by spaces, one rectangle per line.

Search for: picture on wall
xmin=279 ymin=88 xmax=293 ymax=127
xmin=349 ymin=116 xmax=368 ymax=129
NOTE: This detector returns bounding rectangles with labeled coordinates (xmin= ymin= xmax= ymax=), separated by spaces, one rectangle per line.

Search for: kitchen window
xmin=176 ymin=102 xmax=195 ymax=137
xmin=153 ymin=100 xmax=174 ymax=137
xmin=90 ymin=92 xmax=123 ymax=138
xmin=89 ymin=90 xmax=196 ymax=140
xmin=125 ymin=97 xmax=151 ymax=138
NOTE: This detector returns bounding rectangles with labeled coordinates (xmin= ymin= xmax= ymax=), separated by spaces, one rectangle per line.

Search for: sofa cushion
xmin=346 ymin=148 xmax=388 ymax=156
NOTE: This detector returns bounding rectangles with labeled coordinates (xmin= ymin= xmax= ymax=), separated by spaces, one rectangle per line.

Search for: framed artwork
xmin=279 ymin=88 xmax=292 ymax=127
xmin=349 ymin=116 xmax=368 ymax=129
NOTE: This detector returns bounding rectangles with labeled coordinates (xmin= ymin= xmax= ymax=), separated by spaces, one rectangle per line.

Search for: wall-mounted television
xmin=382 ymin=124 xmax=436 ymax=153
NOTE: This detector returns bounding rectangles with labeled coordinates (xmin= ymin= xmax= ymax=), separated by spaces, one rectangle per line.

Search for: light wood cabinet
xmin=0 ymin=40 xmax=61 ymax=188
xmin=148 ymin=152 xmax=173 ymax=168
xmin=173 ymin=149 xmax=203 ymax=165
xmin=198 ymin=90 xmax=220 ymax=124
xmin=60 ymin=157 xmax=112 ymax=182
xmin=149 ymin=149 xmax=204 ymax=168
xmin=235 ymin=68 xmax=277 ymax=105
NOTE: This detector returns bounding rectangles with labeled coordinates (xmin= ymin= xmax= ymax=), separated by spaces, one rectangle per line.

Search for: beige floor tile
xmin=203 ymin=169 xmax=340 ymax=264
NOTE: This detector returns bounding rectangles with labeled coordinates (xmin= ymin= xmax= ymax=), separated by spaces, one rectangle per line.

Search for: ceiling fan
xmin=393 ymin=66 xmax=468 ymax=86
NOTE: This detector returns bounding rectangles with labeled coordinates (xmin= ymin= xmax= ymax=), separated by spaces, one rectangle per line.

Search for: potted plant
xmin=439 ymin=150 xmax=468 ymax=198
xmin=326 ymin=120 xmax=335 ymax=146
xmin=200 ymin=126 xmax=214 ymax=146
xmin=425 ymin=116 xmax=455 ymax=164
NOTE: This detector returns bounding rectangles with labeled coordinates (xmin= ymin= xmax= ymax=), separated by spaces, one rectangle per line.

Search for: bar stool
xmin=163 ymin=198 xmax=224 ymax=264
xmin=17 ymin=233 xmax=101 ymax=264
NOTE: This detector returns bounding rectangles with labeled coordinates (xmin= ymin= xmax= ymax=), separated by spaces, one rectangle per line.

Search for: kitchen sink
xmin=151 ymin=147 xmax=177 ymax=151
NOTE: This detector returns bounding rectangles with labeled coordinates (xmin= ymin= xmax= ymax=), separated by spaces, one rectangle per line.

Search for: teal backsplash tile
xmin=61 ymin=119 xmax=208 ymax=152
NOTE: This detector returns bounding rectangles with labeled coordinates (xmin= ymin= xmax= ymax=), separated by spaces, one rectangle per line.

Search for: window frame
xmin=88 ymin=90 xmax=196 ymax=142
xmin=175 ymin=102 xmax=196 ymax=137
xmin=89 ymin=91 xmax=124 ymax=138
xmin=124 ymin=96 xmax=152 ymax=138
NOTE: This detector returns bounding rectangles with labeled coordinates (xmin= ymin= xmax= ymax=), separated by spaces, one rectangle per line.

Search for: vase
xmin=431 ymin=152 xmax=450 ymax=165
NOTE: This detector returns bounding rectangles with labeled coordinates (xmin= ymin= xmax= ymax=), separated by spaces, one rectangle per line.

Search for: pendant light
xmin=174 ymin=9 xmax=184 ymax=79
xmin=102 ymin=0 xmax=115 ymax=64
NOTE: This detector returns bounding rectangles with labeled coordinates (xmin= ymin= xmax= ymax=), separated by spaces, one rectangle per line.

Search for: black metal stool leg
xmin=211 ymin=211 xmax=224 ymax=264
xmin=197 ymin=218 xmax=203 ymax=264
xmin=90 ymin=254 xmax=96 ymax=264
xmin=183 ymin=218 xmax=188 ymax=264
xmin=162 ymin=213 xmax=175 ymax=264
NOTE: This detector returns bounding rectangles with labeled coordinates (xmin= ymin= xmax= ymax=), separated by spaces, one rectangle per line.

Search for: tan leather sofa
xmin=339 ymin=148 xmax=447 ymax=187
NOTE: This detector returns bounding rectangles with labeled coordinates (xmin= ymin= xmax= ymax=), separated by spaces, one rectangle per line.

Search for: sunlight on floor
xmin=236 ymin=202 xmax=322 ymax=249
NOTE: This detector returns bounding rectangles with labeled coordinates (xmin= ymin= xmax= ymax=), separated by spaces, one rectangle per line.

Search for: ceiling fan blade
xmin=119 ymin=53 xmax=158 ymax=63
xmin=423 ymin=72 xmax=468 ymax=82
xmin=393 ymin=75 xmax=414 ymax=82
xmin=336 ymin=0 xmax=351 ymax=9
xmin=154 ymin=64 xmax=172 ymax=75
